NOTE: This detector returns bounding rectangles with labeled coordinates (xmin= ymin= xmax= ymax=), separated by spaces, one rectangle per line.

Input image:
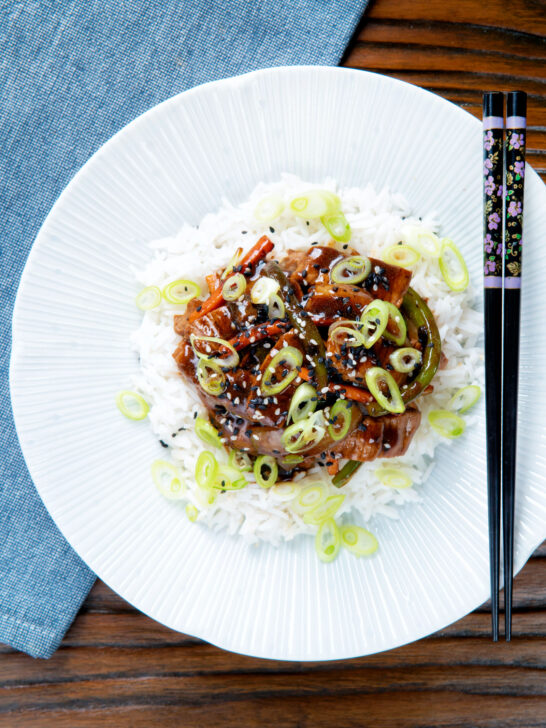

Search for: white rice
xmin=131 ymin=174 xmax=482 ymax=545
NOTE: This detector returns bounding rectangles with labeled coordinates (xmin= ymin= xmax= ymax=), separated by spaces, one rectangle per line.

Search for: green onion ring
xmin=321 ymin=211 xmax=351 ymax=242
xmin=163 ymin=279 xmax=201 ymax=304
xmin=268 ymin=293 xmax=285 ymax=320
xmin=439 ymin=238 xmax=469 ymax=292
xmin=214 ymin=463 xmax=248 ymax=490
xmin=228 ymin=449 xmax=252 ymax=472
xmin=330 ymin=255 xmax=371 ymax=285
xmin=281 ymin=411 xmax=326 ymax=453
xmin=116 ymin=390 xmax=150 ymax=420
xmin=365 ymin=367 xmax=405 ymax=414
xmin=382 ymin=302 xmax=407 ymax=346
xmin=194 ymin=416 xmax=222 ymax=448
xmin=328 ymin=320 xmax=366 ymax=348
xmin=195 ymin=451 xmax=218 ymax=490
xmin=254 ymin=194 xmax=285 ymax=223
xmin=190 ymin=334 xmax=239 ymax=369
xmin=327 ymin=400 xmax=353 ymax=441
xmin=261 ymin=346 xmax=303 ymax=396
xmin=185 ymin=504 xmax=199 ymax=522
xmin=250 ymin=276 xmax=280 ymax=304
xmin=253 ymin=455 xmax=278 ymax=488
xmin=383 ymin=244 xmax=420 ymax=268
xmin=221 ymin=247 xmax=243 ymax=279
xmin=389 ymin=347 xmax=422 ymax=373
xmin=315 ymin=518 xmax=341 ymax=563
xmin=135 ymin=286 xmax=161 ymax=311
xmin=375 ymin=466 xmax=413 ymax=489
xmin=222 ymin=273 xmax=247 ymax=301
xmin=196 ymin=359 xmax=227 ymax=396
xmin=287 ymin=383 xmax=318 ymax=423
xmin=340 ymin=524 xmax=378 ymax=556
xmin=151 ymin=460 xmax=186 ymax=500
xmin=303 ymin=494 xmax=345 ymax=525
xmin=289 ymin=189 xmax=341 ymax=219
xmin=448 ymin=385 xmax=481 ymax=414
xmin=360 ymin=300 xmax=389 ymax=348
xmin=428 ymin=409 xmax=466 ymax=438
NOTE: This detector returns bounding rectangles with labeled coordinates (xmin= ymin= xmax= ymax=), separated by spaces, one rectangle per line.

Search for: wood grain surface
xmin=2 ymin=0 xmax=545 ymax=725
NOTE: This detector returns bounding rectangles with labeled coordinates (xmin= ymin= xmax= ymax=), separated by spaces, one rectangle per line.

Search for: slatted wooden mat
xmin=2 ymin=0 xmax=545 ymax=725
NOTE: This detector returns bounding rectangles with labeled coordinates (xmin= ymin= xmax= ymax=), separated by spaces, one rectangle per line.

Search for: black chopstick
xmin=502 ymin=90 xmax=527 ymax=642
xmin=482 ymin=92 xmax=504 ymax=642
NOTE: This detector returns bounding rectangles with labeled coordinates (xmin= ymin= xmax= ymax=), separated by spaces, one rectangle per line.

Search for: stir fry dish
xmin=172 ymin=235 xmax=442 ymax=487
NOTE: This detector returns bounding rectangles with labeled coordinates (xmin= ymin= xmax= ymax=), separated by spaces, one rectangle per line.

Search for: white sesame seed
xmin=275 ymin=408 xmax=280 ymax=415
xmin=373 ymin=284 xmax=378 ymax=291
xmin=230 ymin=435 xmax=237 ymax=441
xmin=310 ymin=339 xmax=317 ymax=345
xmin=369 ymin=438 xmax=375 ymax=443
xmin=384 ymin=443 xmax=391 ymax=449
xmin=263 ymin=342 xmax=271 ymax=348
xmin=252 ymin=434 xmax=259 ymax=440
xmin=234 ymin=397 xmax=240 ymax=405
xmin=226 ymin=392 xmax=232 ymax=400
xmin=320 ymin=387 xmax=329 ymax=394
xmin=374 ymin=265 xmax=381 ymax=273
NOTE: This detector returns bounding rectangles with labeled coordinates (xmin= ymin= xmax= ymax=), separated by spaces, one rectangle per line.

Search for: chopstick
xmin=502 ymin=91 xmax=527 ymax=642
xmin=482 ymin=92 xmax=505 ymax=642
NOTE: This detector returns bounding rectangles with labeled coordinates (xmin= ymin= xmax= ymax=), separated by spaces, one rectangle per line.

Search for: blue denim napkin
xmin=0 ymin=0 xmax=369 ymax=658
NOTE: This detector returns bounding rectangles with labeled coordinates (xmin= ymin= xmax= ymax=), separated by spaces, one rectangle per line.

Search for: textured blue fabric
xmin=0 ymin=0 xmax=369 ymax=658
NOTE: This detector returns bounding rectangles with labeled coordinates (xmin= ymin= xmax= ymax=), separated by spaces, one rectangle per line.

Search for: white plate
xmin=10 ymin=67 xmax=546 ymax=660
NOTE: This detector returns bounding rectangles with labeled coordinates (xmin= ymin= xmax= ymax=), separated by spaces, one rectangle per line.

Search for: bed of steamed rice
xmin=131 ymin=175 xmax=483 ymax=545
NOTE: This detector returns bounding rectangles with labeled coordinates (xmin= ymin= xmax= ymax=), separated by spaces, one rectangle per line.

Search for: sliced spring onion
xmin=163 ymin=279 xmax=201 ymax=304
xmin=292 ymin=483 xmax=328 ymax=514
xmin=330 ymin=255 xmax=371 ymax=285
xmin=270 ymin=483 xmax=300 ymax=501
xmin=328 ymin=320 xmax=366 ymax=348
xmin=360 ymin=300 xmax=389 ymax=348
xmin=151 ymin=460 xmax=186 ymax=500
xmin=439 ymin=238 xmax=469 ymax=292
xmin=135 ymin=286 xmax=161 ymax=311
xmin=196 ymin=359 xmax=227 ymax=396
xmin=321 ymin=211 xmax=351 ymax=242
xmin=190 ymin=334 xmax=239 ymax=369
xmin=404 ymin=228 xmax=441 ymax=258
xmin=280 ymin=454 xmax=305 ymax=466
xmin=222 ymin=273 xmax=246 ymax=301
xmin=221 ymin=247 xmax=243 ymax=279
xmin=448 ymin=385 xmax=481 ymax=414
xmin=365 ymin=367 xmax=405 ymax=414
xmin=116 ymin=390 xmax=150 ymax=420
xmin=287 ymin=383 xmax=318 ymax=424
xmin=315 ymin=518 xmax=341 ymax=563
xmin=289 ymin=189 xmax=341 ymax=219
xmin=250 ymin=276 xmax=280 ymax=304
xmin=375 ymin=466 xmax=412 ymax=489
xmin=194 ymin=486 xmax=217 ymax=508
xmin=383 ymin=302 xmax=407 ymax=346
xmin=268 ymin=293 xmax=285 ymax=320
xmin=214 ymin=463 xmax=248 ymax=490
xmin=340 ymin=524 xmax=378 ymax=556
xmin=261 ymin=346 xmax=303 ymax=396
xmin=253 ymin=455 xmax=278 ymax=488
xmin=389 ymin=347 xmax=422 ymax=374
xmin=281 ymin=411 xmax=326 ymax=453
xmin=254 ymin=194 xmax=285 ymax=223
xmin=327 ymin=400 xmax=353 ymax=442
xmin=383 ymin=244 xmax=420 ymax=268
xmin=228 ymin=449 xmax=252 ymax=472
xmin=194 ymin=416 xmax=222 ymax=448
xmin=428 ymin=409 xmax=466 ymax=438
xmin=303 ymin=493 xmax=345 ymax=525
xmin=195 ymin=451 xmax=218 ymax=490
xmin=185 ymin=503 xmax=199 ymax=522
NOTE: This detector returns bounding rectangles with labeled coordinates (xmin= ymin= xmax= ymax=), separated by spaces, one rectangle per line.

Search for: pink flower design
xmin=514 ymin=161 xmax=525 ymax=177
xmin=483 ymin=158 xmax=493 ymax=174
xmin=484 ymin=130 xmax=494 ymax=151
xmin=509 ymin=133 xmax=524 ymax=149
xmin=507 ymin=200 xmax=522 ymax=217
xmin=485 ymin=260 xmax=496 ymax=274
xmin=484 ymin=234 xmax=494 ymax=253
xmin=484 ymin=176 xmax=495 ymax=195
xmin=496 ymin=184 xmax=504 ymax=199
xmin=496 ymin=243 xmax=503 ymax=256
xmin=488 ymin=212 xmax=501 ymax=230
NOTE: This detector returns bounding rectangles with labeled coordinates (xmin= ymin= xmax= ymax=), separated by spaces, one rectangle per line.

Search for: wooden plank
xmin=2 ymin=638 xmax=544 ymax=687
xmin=1 ymin=665 xmax=545 ymax=715
xmin=366 ymin=0 xmax=546 ymax=36
xmin=2 ymin=692 xmax=545 ymax=728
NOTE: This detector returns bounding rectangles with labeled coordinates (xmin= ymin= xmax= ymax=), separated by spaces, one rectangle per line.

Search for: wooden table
xmin=2 ymin=1 xmax=545 ymax=725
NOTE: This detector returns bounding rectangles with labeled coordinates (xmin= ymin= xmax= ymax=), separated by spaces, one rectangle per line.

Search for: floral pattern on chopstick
xmin=504 ymin=127 xmax=526 ymax=279
xmin=483 ymin=127 xmax=504 ymax=278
